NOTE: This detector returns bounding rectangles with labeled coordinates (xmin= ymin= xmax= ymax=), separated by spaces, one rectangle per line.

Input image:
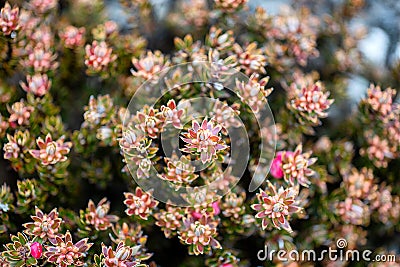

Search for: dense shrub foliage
xmin=0 ymin=0 xmax=399 ymax=266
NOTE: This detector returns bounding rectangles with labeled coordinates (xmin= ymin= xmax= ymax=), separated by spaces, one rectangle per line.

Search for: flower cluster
xmin=251 ymin=182 xmax=302 ymax=233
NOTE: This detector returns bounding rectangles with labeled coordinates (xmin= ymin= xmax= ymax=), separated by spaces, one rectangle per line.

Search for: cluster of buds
xmin=84 ymin=198 xmax=119 ymax=231
xmin=360 ymin=132 xmax=394 ymax=168
xmin=214 ymin=0 xmax=248 ymax=13
xmin=154 ymin=204 xmax=185 ymax=238
xmin=271 ymin=144 xmax=317 ymax=187
xmin=85 ymin=41 xmax=117 ymax=73
xmin=101 ymin=242 xmax=145 ymax=267
xmin=29 ymin=134 xmax=72 ymax=165
xmin=160 ymin=155 xmax=198 ymax=187
xmin=124 ymin=187 xmax=158 ymax=220
xmin=23 ymin=207 xmax=62 ymax=243
xmin=233 ymin=42 xmax=267 ymax=75
xmin=235 ymin=74 xmax=273 ymax=113
xmin=7 ymin=100 xmax=34 ymax=127
xmin=20 ymin=73 xmax=52 ymax=96
xmin=28 ymin=0 xmax=58 ymax=14
xmin=0 ymin=2 xmax=19 ymax=35
xmin=181 ymin=118 xmax=228 ymax=164
xmin=342 ymin=168 xmax=374 ymax=199
xmin=59 ymin=25 xmax=86 ymax=49
xmin=288 ymin=75 xmax=334 ymax=125
xmin=44 ymin=231 xmax=92 ymax=267
xmin=335 ymin=197 xmax=369 ymax=226
xmin=23 ymin=43 xmax=59 ymax=72
xmin=251 ymin=181 xmax=302 ymax=233
xmin=178 ymin=214 xmax=221 ymax=255
xmin=131 ymin=51 xmax=170 ymax=82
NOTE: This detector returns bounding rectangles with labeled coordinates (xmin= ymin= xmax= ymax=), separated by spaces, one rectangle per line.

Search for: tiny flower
xmin=29 ymin=134 xmax=72 ymax=165
xmin=222 ymin=191 xmax=246 ymax=220
xmin=160 ymin=155 xmax=198 ymax=186
xmin=206 ymin=26 xmax=235 ymax=52
xmin=290 ymin=81 xmax=334 ymax=125
xmin=270 ymin=151 xmax=288 ymax=179
xmin=124 ymin=187 xmax=158 ymax=220
xmin=20 ymin=73 xmax=51 ymax=96
xmin=343 ymin=167 xmax=374 ymax=199
xmin=135 ymin=107 xmax=162 ymax=139
xmin=85 ymin=41 xmax=116 ymax=72
xmin=365 ymin=84 xmax=395 ymax=117
xmin=214 ymin=0 xmax=248 ymax=13
xmin=131 ymin=50 xmax=170 ymax=81
xmin=281 ymin=144 xmax=317 ymax=187
xmin=28 ymin=0 xmax=58 ymax=14
xmin=251 ymin=182 xmax=302 ymax=233
xmin=8 ymin=100 xmax=34 ymax=126
xmin=23 ymin=207 xmax=62 ymax=242
xmin=178 ymin=214 xmax=221 ymax=255
xmin=154 ymin=204 xmax=185 ymax=238
xmin=3 ymin=134 xmax=20 ymax=159
xmin=85 ymin=198 xmax=119 ymax=231
xmin=59 ymin=25 xmax=85 ymax=48
xmin=30 ymin=242 xmax=42 ymax=259
xmin=102 ymin=242 xmax=142 ymax=267
xmin=160 ymin=99 xmax=184 ymax=128
xmin=83 ymin=94 xmax=114 ymax=126
xmin=181 ymin=119 xmax=228 ymax=164
xmin=235 ymin=74 xmax=273 ymax=113
xmin=44 ymin=231 xmax=92 ymax=267
xmin=0 ymin=2 xmax=19 ymax=35
xmin=23 ymin=44 xmax=58 ymax=72
xmin=3 ymin=131 xmax=30 ymax=160
xmin=360 ymin=132 xmax=394 ymax=168
xmin=336 ymin=197 xmax=369 ymax=226
xmin=233 ymin=42 xmax=267 ymax=75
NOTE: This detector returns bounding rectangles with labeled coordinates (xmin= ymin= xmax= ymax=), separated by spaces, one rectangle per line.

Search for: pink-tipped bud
xmin=270 ymin=152 xmax=284 ymax=178
xmin=30 ymin=242 xmax=42 ymax=259
xmin=270 ymin=151 xmax=294 ymax=179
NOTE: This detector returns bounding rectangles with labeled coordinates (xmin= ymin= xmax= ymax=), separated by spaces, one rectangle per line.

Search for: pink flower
xmin=0 ymin=2 xmax=19 ymax=35
xmin=135 ymin=107 xmax=162 ymax=139
xmin=233 ymin=42 xmax=267 ymax=75
xmin=178 ymin=214 xmax=221 ymax=255
xmin=160 ymin=99 xmax=184 ymax=128
xmin=30 ymin=242 xmax=42 ymax=259
xmin=131 ymin=51 xmax=170 ymax=81
xmin=85 ymin=198 xmax=119 ymax=231
xmin=28 ymin=0 xmax=58 ymax=14
xmin=365 ymin=84 xmax=395 ymax=117
xmin=270 ymin=152 xmax=284 ymax=178
xmin=251 ymin=182 xmax=302 ymax=233
xmin=23 ymin=44 xmax=58 ymax=72
xmin=85 ymin=41 xmax=116 ymax=72
xmin=8 ymin=100 xmax=34 ymax=126
xmin=181 ymin=119 xmax=228 ymax=164
xmin=59 ymin=25 xmax=85 ymax=48
xmin=235 ymin=74 xmax=272 ymax=113
xmin=123 ymin=187 xmax=158 ymax=220
xmin=281 ymin=144 xmax=316 ymax=187
xmin=23 ymin=207 xmax=62 ymax=242
xmin=102 ymin=242 xmax=142 ymax=267
xmin=44 ymin=231 xmax=92 ymax=267
xmin=3 ymin=134 xmax=20 ymax=159
xmin=20 ymin=73 xmax=51 ymax=96
xmin=29 ymin=134 xmax=72 ymax=165
xmin=290 ymin=81 xmax=334 ymax=125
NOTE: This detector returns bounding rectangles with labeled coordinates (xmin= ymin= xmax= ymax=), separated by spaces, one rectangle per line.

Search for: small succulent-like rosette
xmin=121 ymin=62 xmax=276 ymax=206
